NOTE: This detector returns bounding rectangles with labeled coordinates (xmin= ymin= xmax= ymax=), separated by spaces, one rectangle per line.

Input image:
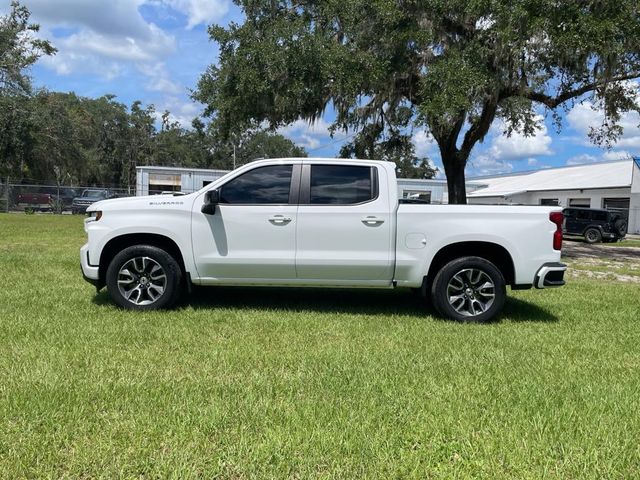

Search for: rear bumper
xmin=534 ymin=262 xmax=567 ymax=289
xmin=80 ymin=243 xmax=99 ymax=284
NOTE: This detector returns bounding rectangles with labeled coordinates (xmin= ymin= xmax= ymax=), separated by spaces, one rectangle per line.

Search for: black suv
xmin=562 ymin=207 xmax=628 ymax=244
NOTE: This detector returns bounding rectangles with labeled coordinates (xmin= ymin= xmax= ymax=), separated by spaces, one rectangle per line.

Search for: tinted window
xmin=220 ymin=165 xmax=292 ymax=204
xmin=310 ymin=165 xmax=374 ymax=204
xmin=576 ymin=210 xmax=590 ymax=220
xmin=83 ymin=190 xmax=107 ymax=199
xmin=592 ymin=211 xmax=607 ymax=221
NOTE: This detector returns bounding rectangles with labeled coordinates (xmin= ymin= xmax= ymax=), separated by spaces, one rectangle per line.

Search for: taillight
xmin=549 ymin=211 xmax=563 ymax=251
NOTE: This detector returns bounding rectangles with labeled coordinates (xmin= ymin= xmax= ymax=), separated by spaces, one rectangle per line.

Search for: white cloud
xmin=468 ymin=155 xmax=513 ymax=176
xmin=51 ymin=24 xmax=175 ymax=63
xmin=566 ymin=154 xmax=598 ymax=165
xmin=28 ymin=0 xmax=229 ymax=32
xmin=157 ymin=0 xmax=230 ymax=29
xmin=565 ymin=150 xmax=632 ymax=166
xmin=138 ymin=62 xmax=183 ymax=94
xmin=281 ymin=118 xmax=332 ymax=137
xmin=147 ymin=76 xmax=183 ymax=94
xmin=154 ymin=96 xmax=201 ymax=127
xmin=465 ymin=115 xmax=552 ymax=175
xmin=279 ymin=118 xmax=338 ymax=152
xmin=26 ymin=0 xmax=228 ymax=87
xmin=567 ymin=86 xmax=640 ymax=152
xmin=27 ymin=0 xmax=157 ymax=40
xmin=40 ymin=52 xmax=125 ymax=79
xmin=28 ymin=0 xmax=177 ymax=82
xmin=602 ymin=150 xmax=632 ymax=161
xmin=412 ymin=129 xmax=438 ymax=158
xmin=298 ymin=134 xmax=321 ymax=150
xmin=488 ymin=116 xmax=553 ymax=160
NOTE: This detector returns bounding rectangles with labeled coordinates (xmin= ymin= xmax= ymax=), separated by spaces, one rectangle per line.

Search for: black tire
xmin=106 ymin=245 xmax=183 ymax=310
xmin=614 ymin=219 xmax=628 ymax=237
xmin=584 ymin=228 xmax=602 ymax=244
xmin=431 ymin=256 xmax=506 ymax=323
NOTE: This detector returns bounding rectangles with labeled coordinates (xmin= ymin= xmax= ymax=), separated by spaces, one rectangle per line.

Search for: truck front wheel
xmin=106 ymin=245 xmax=183 ymax=310
xmin=431 ymin=256 xmax=506 ymax=322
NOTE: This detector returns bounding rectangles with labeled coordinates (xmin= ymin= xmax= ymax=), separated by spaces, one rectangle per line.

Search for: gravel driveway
xmin=562 ymin=240 xmax=640 ymax=283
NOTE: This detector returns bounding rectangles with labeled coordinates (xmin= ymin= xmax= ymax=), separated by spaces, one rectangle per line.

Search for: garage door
xmin=602 ymin=197 xmax=630 ymax=218
xmin=569 ymin=198 xmax=591 ymax=207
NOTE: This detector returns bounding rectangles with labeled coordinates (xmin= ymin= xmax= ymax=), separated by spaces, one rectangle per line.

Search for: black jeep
xmin=562 ymin=207 xmax=628 ymax=244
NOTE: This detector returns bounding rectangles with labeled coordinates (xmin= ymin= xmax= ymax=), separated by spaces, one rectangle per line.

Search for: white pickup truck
xmin=81 ymin=158 xmax=566 ymax=322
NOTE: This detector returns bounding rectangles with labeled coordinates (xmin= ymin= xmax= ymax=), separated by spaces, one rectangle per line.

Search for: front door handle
xmin=361 ymin=216 xmax=385 ymax=226
xmin=268 ymin=215 xmax=292 ymax=225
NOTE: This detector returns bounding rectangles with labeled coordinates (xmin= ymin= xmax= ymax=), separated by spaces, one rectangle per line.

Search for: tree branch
xmin=460 ymin=93 xmax=501 ymax=156
xmin=525 ymin=72 xmax=640 ymax=108
xmin=430 ymin=111 xmax=466 ymax=161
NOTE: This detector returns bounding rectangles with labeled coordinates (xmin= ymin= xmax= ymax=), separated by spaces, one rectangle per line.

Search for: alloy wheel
xmin=117 ymin=256 xmax=167 ymax=306
xmin=446 ymin=268 xmax=495 ymax=317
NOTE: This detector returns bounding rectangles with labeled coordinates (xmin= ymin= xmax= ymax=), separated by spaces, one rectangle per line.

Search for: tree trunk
xmin=442 ymin=153 xmax=468 ymax=205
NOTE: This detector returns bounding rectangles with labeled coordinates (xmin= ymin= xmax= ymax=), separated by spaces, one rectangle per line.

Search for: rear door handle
xmin=361 ymin=216 xmax=385 ymax=226
xmin=268 ymin=215 xmax=292 ymax=225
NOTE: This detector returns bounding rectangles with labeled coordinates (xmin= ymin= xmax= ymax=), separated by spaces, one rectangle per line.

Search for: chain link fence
xmin=0 ymin=178 xmax=8 ymax=213
xmin=0 ymin=179 xmax=135 ymax=214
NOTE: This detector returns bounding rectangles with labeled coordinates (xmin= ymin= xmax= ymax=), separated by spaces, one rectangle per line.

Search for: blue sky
xmin=5 ymin=0 xmax=640 ymax=177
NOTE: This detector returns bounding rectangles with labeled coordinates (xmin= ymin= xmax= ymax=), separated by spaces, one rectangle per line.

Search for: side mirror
xmin=201 ymin=189 xmax=220 ymax=215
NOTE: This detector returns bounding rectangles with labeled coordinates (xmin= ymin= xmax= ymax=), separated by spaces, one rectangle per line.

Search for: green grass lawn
xmin=1 ymin=214 xmax=640 ymax=478
xmin=611 ymin=239 xmax=640 ymax=248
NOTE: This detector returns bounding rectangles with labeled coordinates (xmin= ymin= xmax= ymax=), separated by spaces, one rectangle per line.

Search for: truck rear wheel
xmin=106 ymin=245 xmax=182 ymax=310
xmin=431 ymin=256 xmax=506 ymax=322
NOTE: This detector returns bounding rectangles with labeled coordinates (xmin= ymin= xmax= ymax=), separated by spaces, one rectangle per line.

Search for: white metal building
xmin=467 ymin=158 xmax=640 ymax=234
xmin=136 ymin=166 xmax=229 ymax=195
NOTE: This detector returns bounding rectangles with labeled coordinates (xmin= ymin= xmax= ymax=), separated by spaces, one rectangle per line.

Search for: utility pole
xmin=233 ymin=143 xmax=236 ymax=170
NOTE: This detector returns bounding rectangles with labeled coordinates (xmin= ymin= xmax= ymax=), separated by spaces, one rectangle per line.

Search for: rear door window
xmin=309 ymin=165 xmax=376 ymax=205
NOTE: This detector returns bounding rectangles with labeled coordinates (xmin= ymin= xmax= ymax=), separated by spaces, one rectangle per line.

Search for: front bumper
xmin=72 ymin=204 xmax=90 ymax=213
xmin=80 ymin=243 xmax=100 ymax=287
xmin=534 ymin=262 xmax=567 ymax=289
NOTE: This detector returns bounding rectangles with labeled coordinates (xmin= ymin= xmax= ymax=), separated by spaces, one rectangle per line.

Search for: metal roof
xmin=136 ymin=165 xmax=229 ymax=174
xmin=467 ymin=159 xmax=633 ymax=198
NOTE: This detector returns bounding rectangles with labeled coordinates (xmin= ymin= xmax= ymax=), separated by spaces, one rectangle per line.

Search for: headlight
xmin=86 ymin=211 xmax=102 ymax=222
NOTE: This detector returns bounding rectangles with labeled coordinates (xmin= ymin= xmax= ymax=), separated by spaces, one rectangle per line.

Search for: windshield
xmin=82 ymin=190 xmax=106 ymax=199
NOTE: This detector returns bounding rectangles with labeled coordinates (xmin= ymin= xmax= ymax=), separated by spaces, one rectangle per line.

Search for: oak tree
xmin=195 ymin=0 xmax=640 ymax=203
